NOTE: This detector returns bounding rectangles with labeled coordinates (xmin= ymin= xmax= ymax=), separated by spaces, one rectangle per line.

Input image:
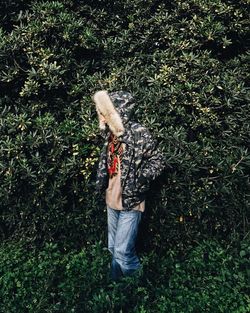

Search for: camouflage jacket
xmin=94 ymin=91 xmax=166 ymax=211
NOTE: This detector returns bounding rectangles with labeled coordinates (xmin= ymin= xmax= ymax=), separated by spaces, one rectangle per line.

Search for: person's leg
xmin=107 ymin=207 xmax=119 ymax=254
xmin=107 ymin=207 xmax=123 ymax=281
xmin=113 ymin=210 xmax=142 ymax=277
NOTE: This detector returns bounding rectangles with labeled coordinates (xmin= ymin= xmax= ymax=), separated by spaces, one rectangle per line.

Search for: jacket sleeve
xmin=137 ymin=129 xmax=166 ymax=186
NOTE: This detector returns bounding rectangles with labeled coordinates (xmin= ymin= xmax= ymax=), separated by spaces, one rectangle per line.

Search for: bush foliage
xmin=0 ymin=239 xmax=249 ymax=313
xmin=0 ymin=0 xmax=249 ymax=249
xmin=0 ymin=0 xmax=249 ymax=311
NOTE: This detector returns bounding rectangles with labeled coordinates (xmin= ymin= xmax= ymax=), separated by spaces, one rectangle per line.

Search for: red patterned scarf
xmin=107 ymin=133 xmax=123 ymax=178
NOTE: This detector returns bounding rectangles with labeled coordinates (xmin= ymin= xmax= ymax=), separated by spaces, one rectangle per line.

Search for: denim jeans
xmin=107 ymin=206 xmax=142 ymax=281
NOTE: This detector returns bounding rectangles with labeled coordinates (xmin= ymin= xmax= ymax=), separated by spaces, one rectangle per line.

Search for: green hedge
xmin=0 ymin=0 xmax=249 ymax=251
xmin=0 ymin=239 xmax=249 ymax=313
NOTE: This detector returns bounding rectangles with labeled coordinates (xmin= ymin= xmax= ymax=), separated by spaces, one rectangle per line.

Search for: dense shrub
xmin=1 ymin=2 xmax=249 ymax=311
xmin=0 ymin=0 xmax=249 ymax=251
xmin=0 ymin=239 xmax=249 ymax=313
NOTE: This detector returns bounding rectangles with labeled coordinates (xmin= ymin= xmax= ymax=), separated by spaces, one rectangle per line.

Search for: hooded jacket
xmin=93 ymin=90 xmax=166 ymax=211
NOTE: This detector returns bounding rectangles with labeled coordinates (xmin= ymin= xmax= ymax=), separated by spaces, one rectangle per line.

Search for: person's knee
xmin=113 ymin=245 xmax=126 ymax=261
xmin=114 ymin=242 xmax=132 ymax=260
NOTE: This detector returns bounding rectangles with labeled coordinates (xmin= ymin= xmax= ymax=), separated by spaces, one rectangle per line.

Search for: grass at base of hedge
xmin=0 ymin=238 xmax=249 ymax=313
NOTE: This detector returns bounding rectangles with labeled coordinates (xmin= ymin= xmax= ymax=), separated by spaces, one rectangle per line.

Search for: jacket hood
xmin=93 ymin=90 xmax=135 ymax=137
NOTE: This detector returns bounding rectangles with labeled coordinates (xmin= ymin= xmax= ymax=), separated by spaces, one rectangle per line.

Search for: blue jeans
xmin=107 ymin=207 xmax=142 ymax=281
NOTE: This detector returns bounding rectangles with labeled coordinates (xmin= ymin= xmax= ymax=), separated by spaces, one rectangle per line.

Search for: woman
xmin=93 ymin=90 xmax=165 ymax=281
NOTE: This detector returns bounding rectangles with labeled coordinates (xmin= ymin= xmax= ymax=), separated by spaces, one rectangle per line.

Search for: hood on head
xmin=93 ymin=90 xmax=135 ymax=137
